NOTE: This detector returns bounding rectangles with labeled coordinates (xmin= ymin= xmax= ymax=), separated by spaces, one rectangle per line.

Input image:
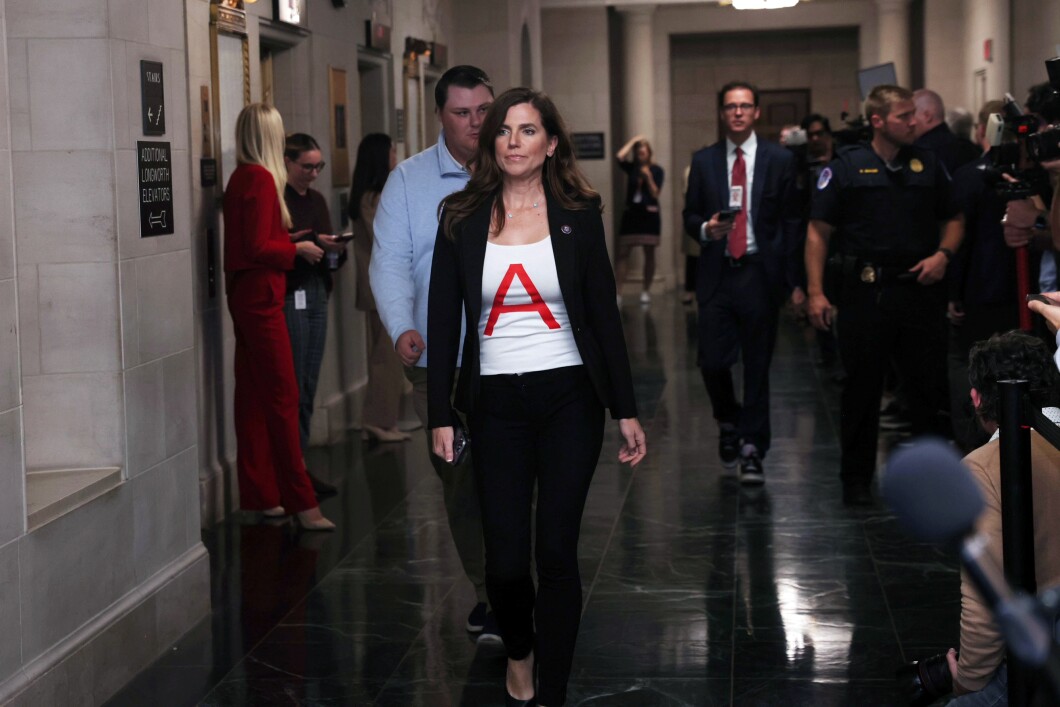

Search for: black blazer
xmin=427 ymin=188 xmax=638 ymax=429
xmin=682 ymin=137 xmax=800 ymax=303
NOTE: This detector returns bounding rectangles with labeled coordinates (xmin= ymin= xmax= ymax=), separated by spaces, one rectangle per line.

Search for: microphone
xmin=881 ymin=437 xmax=984 ymax=544
xmin=882 ymin=438 xmax=1059 ymax=677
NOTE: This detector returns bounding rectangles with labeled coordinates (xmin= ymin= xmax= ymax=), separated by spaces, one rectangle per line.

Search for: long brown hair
xmin=442 ymin=87 xmax=598 ymax=239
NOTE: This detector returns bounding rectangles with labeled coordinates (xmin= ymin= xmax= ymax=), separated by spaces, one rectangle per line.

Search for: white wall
xmin=541 ymin=7 xmax=614 ymax=249
xmin=1012 ymin=0 xmax=1060 ymax=104
xmin=452 ymin=0 xmax=542 ymax=92
xmin=0 ymin=0 xmax=209 ymax=701
xmin=925 ymin=0 xmax=1060 ymax=115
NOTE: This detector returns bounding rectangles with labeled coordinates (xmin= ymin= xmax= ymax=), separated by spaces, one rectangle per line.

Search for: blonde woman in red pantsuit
xmin=223 ymin=103 xmax=334 ymax=530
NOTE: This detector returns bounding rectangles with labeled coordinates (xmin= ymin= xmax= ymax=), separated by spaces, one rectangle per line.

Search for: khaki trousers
xmin=405 ymin=366 xmax=487 ymax=603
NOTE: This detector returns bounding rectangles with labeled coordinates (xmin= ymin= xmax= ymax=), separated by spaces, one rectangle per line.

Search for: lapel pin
xmin=561 ymin=224 xmax=572 ymax=235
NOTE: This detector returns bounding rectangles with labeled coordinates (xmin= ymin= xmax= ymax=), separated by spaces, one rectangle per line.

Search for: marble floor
xmin=106 ymin=296 xmax=959 ymax=706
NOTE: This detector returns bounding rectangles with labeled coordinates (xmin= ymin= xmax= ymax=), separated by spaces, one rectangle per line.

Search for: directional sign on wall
xmin=137 ymin=141 xmax=174 ymax=238
xmin=140 ymin=60 xmax=165 ymax=136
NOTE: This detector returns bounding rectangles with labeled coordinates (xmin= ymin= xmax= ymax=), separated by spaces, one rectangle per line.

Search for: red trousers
xmin=228 ymin=269 xmax=317 ymax=513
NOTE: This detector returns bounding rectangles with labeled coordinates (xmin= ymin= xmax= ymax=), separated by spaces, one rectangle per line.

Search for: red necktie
xmin=730 ymin=147 xmax=748 ymax=259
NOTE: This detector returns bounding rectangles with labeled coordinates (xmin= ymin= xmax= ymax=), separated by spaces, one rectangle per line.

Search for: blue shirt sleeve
xmin=370 ymin=167 xmax=419 ymax=347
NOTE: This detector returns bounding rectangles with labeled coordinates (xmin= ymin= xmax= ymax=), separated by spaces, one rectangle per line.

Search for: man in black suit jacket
xmin=683 ymin=81 xmax=800 ymax=484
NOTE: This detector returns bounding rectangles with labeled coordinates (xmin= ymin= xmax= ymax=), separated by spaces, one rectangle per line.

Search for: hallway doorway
xmin=757 ymin=89 xmax=811 ymax=143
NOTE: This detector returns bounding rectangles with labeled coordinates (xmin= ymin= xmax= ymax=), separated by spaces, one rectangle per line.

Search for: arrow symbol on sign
xmin=149 ymin=212 xmax=167 ymax=229
xmin=147 ymin=107 xmax=154 ymax=123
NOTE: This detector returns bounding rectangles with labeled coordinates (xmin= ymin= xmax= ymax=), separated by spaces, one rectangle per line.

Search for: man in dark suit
xmin=913 ymin=89 xmax=981 ymax=174
xmin=683 ymin=81 xmax=800 ymax=484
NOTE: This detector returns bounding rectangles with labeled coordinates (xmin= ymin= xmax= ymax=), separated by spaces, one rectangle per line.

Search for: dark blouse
xmin=284 ymin=184 xmax=346 ymax=294
xmin=617 ymin=160 xmax=664 ymax=236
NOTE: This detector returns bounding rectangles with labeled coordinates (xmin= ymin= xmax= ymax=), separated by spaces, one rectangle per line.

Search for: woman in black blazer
xmin=428 ymin=88 xmax=646 ymax=707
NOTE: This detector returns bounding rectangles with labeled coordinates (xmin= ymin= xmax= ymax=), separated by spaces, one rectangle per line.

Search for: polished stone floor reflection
xmin=106 ymin=297 xmax=959 ymax=706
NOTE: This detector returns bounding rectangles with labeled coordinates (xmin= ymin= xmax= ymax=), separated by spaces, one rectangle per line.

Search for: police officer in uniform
xmin=806 ymin=85 xmax=964 ymax=506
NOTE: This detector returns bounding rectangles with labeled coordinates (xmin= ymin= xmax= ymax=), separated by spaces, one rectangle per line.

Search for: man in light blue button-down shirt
xmin=370 ymin=65 xmax=497 ymax=638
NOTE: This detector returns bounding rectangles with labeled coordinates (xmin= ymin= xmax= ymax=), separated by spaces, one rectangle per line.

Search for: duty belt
xmin=836 ymin=253 xmax=921 ymax=285
xmin=857 ymin=264 xmax=917 ymax=284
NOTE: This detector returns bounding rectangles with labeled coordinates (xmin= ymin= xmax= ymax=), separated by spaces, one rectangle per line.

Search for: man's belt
xmin=855 ymin=264 xmax=917 ymax=284
xmin=724 ymin=252 xmax=762 ymax=268
xmin=836 ymin=253 xmax=923 ymax=284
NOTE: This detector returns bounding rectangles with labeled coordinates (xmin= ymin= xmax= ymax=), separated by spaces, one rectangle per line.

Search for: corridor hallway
xmin=108 ymin=296 xmax=958 ymax=706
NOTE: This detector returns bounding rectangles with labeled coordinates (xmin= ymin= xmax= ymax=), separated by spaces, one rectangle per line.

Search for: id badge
xmin=294 ymin=289 xmax=307 ymax=310
xmin=729 ymin=185 xmax=743 ymax=210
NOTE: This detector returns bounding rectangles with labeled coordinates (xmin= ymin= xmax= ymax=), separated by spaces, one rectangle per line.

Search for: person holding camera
xmin=682 ymin=81 xmax=801 ymax=485
xmin=806 ymin=85 xmax=965 ymax=506
xmin=942 ymin=331 xmax=1060 ymax=704
xmin=612 ymin=135 xmax=664 ymax=305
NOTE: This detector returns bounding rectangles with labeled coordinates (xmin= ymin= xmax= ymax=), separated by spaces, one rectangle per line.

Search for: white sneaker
xmin=640 ymin=291 xmax=651 ymax=304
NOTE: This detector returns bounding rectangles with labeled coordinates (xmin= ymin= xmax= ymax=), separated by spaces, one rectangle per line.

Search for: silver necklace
xmin=507 ymin=201 xmax=540 ymax=219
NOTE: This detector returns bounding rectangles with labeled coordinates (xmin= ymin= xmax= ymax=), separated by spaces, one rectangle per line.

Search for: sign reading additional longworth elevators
xmin=140 ymin=61 xmax=165 ymax=136
xmin=137 ymin=141 xmax=174 ymax=237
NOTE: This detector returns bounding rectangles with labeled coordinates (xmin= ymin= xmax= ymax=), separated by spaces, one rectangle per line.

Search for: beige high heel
xmin=296 ymin=508 xmax=335 ymax=531
xmin=262 ymin=506 xmax=286 ymax=518
xmin=363 ymin=425 xmax=412 ymax=442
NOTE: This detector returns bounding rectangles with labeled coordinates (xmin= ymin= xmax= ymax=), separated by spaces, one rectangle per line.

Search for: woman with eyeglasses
xmin=281 ymin=134 xmax=347 ymax=497
xmin=348 ymin=133 xmax=410 ymax=443
xmin=223 ymin=105 xmax=334 ymax=530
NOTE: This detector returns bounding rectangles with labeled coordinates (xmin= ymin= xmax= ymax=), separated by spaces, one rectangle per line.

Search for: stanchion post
xmin=998 ymin=379 xmax=1036 ymax=706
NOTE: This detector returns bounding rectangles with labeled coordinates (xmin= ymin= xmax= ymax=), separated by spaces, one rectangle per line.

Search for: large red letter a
xmin=484 ymin=264 xmax=560 ymax=336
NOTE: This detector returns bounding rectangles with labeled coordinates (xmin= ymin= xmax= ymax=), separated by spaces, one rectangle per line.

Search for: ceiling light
xmin=732 ymin=0 xmax=800 ymax=9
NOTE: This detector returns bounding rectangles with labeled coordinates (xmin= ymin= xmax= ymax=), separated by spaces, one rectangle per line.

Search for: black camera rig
xmin=985 ymin=57 xmax=1060 ymax=203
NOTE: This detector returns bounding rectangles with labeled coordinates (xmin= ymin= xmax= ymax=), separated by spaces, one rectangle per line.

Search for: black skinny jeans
xmin=471 ymin=365 xmax=605 ymax=706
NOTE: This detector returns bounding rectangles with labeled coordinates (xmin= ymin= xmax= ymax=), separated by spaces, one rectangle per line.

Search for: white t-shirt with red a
xmin=478 ymin=236 xmax=583 ymax=375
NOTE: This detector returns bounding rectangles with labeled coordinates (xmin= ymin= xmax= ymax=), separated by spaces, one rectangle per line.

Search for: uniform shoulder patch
xmin=817 ymin=167 xmax=833 ymax=190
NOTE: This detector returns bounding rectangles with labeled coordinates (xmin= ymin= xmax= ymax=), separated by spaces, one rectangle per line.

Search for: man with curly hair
xmin=944 ymin=330 xmax=1060 ymax=703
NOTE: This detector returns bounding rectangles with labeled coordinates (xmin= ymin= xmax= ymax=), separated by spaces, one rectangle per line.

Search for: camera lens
xmin=895 ymin=653 xmax=954 ymax=707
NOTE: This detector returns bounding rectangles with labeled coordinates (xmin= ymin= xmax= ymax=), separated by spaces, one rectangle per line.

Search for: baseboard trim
xmin=0 ymin=543 xmax=209 ymax=705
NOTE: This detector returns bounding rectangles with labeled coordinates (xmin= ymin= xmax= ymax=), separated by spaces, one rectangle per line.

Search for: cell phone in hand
xmin=718 ymin=208 xmax=740 ymax=222
xmin=1027 ymin=294 xmax=1055 ymax=306
xmin=334 ymin=232 xmax=355 ymax=243
xmin=451 ymin=423 xmax=470 ymax=466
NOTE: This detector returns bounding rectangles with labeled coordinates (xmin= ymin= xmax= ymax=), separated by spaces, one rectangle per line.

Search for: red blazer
xmin=223 ymin=164 xmax=296 ymax=273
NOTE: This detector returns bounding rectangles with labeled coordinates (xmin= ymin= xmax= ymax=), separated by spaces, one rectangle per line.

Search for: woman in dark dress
xmin=613 ymin=135 xmax=664 ymax=305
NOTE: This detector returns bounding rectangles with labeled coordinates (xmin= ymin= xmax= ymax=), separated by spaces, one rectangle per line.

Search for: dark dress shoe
xmin=308 ymin=473 xmax=338 ymax=498
xmin=505 ymin=692 xmax=536 ymax=707
xmin=842 ymin=484 xmax=874 ymax=507
xmin=505 ymin=658 xmax=537 ymax=706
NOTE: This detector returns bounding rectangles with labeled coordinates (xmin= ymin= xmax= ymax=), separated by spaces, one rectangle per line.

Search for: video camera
xmin=985 ymin=57 xmax=1060 ymax=202
xmin=833 ymin=112 xmax=872 ymax=148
